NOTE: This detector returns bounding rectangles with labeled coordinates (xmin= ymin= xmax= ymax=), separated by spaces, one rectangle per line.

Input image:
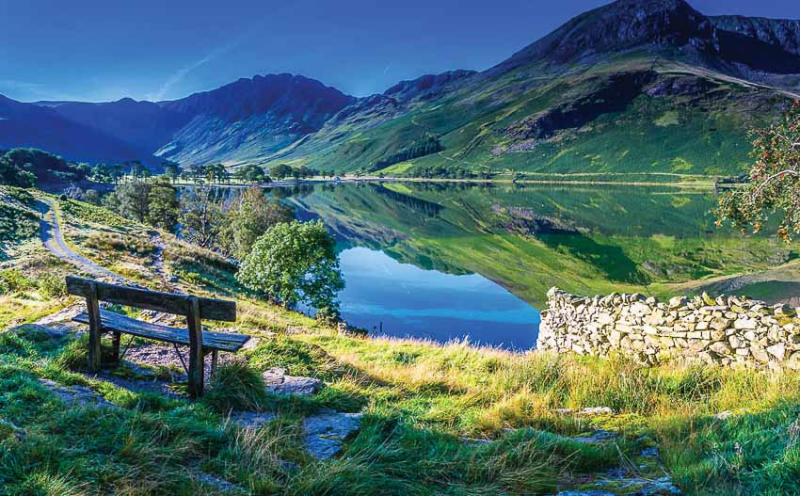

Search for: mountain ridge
xmin=2 ymin=0 xmax=799 ymax=174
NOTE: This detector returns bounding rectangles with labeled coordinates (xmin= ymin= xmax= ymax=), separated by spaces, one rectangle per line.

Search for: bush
xmin=38 ymin=273 xmax=67 ymax=299
xmin=0 ymin=269 xmax=35 ymax=293
xmin=203 ymin=361 xmax=269 ymax=413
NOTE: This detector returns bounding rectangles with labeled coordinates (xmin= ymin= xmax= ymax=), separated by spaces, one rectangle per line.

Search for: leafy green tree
xmin=164 ymin=163 xmax=181 ymax=183
xmin=237 ymin=220 xmax=345 ymax=314
xmin=270 ymin=164 xmax=292 ymax=180
xmin=146 ymin=178 xmax=180 ymax=231
xmin=717 ymin=101 xmax=800 ymax=240
xmin=180 ymin=186 xmax=224 ymax=248
xmin=130 ymin=161 xmax=149 ymax=179
xmin=235 ymin=164 xmax=268 ymax=184
xmin=0 ymin=157 xmax=35 ymax=187
xmin=114 ymin=179 xmax=152 ymax=222
xmin=220 ymin=187 xmax=293 ymax=259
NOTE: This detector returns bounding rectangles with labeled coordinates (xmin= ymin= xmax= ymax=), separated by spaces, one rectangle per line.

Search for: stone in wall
xmin=537 ymin=287 xmax=800 ymax=369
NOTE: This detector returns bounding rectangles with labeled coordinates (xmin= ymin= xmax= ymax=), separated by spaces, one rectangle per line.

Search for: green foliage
xmin=111 ymin=179 xmax=152 ymax=223
xmin=146 ymin=178 xmax=180 ymax=231
xmin=37 ymin=273 xmax=67 ymax=299
xmin=234 ymin=164 xmax=269 ymax=183
xmin=270 ymin=163 xmax=293 ymax=180
xmin=372 ymin=136 xmax=443 ymax=171
xmin=0 ymin=269 xmax=36 ymax=293
xmin=237 ymin=220 xmax=345 ymax=312
xmin=179 ymin=185 xmax=224 ymax=249
xmin=202 ymin=361 xmax=269 ymax=413
xmin=2 ymin=148 xmax=88 ymax=186
xmin=717 ymin=101 xmax=800 ymax=240
xmin=0 ymin=156 xmax=36 ymax=187
xmin=59 ymin=198 xmax=134 ymax=228
xmin=219 ymin=187 xmax=293 ymax=260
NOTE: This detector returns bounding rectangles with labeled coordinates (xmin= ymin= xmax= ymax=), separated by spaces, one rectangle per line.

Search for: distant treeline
xmin=371 ymin=137 xmax=443 ymax=172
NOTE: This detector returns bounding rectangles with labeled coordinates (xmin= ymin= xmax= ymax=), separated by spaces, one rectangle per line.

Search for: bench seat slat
xmin=73 ymin=310 xmax=250 ymax=353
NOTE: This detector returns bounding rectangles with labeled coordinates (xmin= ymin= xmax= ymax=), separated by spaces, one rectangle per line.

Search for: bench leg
xmin=210 ymin=351 xmax=219 ymax=379
xmin=186 ymin=297 xmax=204 ymax=398
xmin=111 ymin=332 xmax=121 ymax=363
xmin=86 ymin=284 xmax=102 ymax=372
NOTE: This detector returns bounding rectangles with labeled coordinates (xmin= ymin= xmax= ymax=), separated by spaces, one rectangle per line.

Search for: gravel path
xmin=37 ymin=197 xmax=129 ymax=284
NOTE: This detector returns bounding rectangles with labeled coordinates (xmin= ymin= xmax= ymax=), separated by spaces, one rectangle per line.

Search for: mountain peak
xmin=500 ymin=0 xmax=713 ymax=68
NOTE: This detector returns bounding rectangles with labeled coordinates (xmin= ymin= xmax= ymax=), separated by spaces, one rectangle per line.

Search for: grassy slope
xmin=285 ymin=58 xmax=790 ymax=177
xmin=1 ymin=195 xmax=800 ymax=494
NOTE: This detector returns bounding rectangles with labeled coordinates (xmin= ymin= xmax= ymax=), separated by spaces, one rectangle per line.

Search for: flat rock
xmin=303 ymin=412 xmax=362 ymax=460
xmin=38 ymin=379 xmax=116 ymax=409
xmin=230 ymin=411 xmax=278 ymax=430
xmin=572 ymin=429 xmax=618 ymax=444
xmin=195 ymin=472 xmax=245 ymax=494
xmin=263 ymin=367 xmax=323 ymax=396
xmin=577 ymin=406 xmax=615 ymax=416
xmin=714 ymin=410 xmax=734 ymax=420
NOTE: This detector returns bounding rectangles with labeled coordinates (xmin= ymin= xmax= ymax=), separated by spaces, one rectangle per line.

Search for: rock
xmin=786 ymin=352 xmax=800 ymax=370
xmin=240 ymin=337 xmax=262 ymax=351
xmin=701 ymin=292 xmax=716 ymax=306
xmin=38 ymin=379 xmax=116 ymax=408
xmin=734 ymin=319 xmax=757 ymax=330
xmin=303 ymin=412 xmax=362 ymax=460
xmin=577 ymin=406 xmax=615 ymax=416
xmin=572 ymin=429 xmax=618 ymax=444
xmin=195 ymin=472 xmax=245 ymax=494
xmin=229 ymin=412 xmax=278 ymax=430
xmin=709 ymin=341 xmax=732 ymax=355
xmin=774 ymin=304 xmax=797 ymax=317
xmin=750 ymin=347 xmax=770 ymax=363
xmin=767 ymin=343 xmax=786 ymax=361
xmin=668 ymin=296 xmax=687 ymax=309
xmin=0 ymin=419 xmax=26 ymax=442
xmin=554 ymin=408 xmax=574 ymax=415
xmin=262 ymin=367 xmax=323 ymax=396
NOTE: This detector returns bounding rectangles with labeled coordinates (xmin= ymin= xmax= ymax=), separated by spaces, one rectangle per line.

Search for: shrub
xmin=0 ymin=269 xmax=35 ymax=293
xmin=203 ymin=361 xmax=269 ymax=413
xmin=38 ymin=273 xmax=67 ymax=299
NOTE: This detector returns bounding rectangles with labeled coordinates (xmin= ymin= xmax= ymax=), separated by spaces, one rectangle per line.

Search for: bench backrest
xmin=65 ymin=276 xmax=236 ymax=322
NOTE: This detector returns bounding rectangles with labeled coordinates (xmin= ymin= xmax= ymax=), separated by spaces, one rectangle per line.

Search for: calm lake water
xmin=269 ymin=181 xmax=797 ymax=349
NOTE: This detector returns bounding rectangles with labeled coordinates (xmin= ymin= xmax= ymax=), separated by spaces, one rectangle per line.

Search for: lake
xmin=271 ymin=181 xmax=799 ymax=349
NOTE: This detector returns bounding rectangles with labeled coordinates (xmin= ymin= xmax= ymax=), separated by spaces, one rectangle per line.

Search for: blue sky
xmin=2 ymin=0 xmax=799 ymax=103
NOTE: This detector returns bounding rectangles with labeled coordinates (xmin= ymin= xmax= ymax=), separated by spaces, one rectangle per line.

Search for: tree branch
xmin=751 ymin=169 xmax=800 ymax=201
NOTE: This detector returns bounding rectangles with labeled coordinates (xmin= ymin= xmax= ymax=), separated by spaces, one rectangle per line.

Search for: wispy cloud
xmin=0 ymin=79 xmax=84 ymax=102
xmin=146 ymin=36 xmax=247 ymax=102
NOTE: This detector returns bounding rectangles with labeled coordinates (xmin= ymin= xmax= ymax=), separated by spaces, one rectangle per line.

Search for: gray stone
xmin=767 ymin=343 xmax=786 ymax=361
xmin=709 ymin=342 xmax=732 ymax=355
xmin=303 ymin=412 xmax=362 ymax=460
xmin=786 ymin=352 xmax=800 ymax=370
xmin=668 ymin=296 xmax=687 ymax=309
xmin=195 ymin=472 xmax=245 ymax=494
xmin=38 ymin=379 xmax=116 ymax=409
xmin=262 ymin=367 xmax=323 ymax=396
xmin=230 ymin=412 xmax=278 ymax=430
xmin=714 ymin=410 xmax=734 ymax=420
xmin=577 ymin=406 xmax=615 ymax=416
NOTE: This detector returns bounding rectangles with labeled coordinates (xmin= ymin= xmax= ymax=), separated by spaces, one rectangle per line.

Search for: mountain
xmin=3 ymin=0 xmax=799 ymax=176
xmin=154 ymin=74 xmax=354 ymax=166
xmin=0 ymin=95 xmax=158 ymax=167
xmin=282 ymin=0 xmax=800 ymax=176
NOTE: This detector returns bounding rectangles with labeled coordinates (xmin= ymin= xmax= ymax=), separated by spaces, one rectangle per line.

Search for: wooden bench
xmin=66 ymin=276 xmax=249 ymax=398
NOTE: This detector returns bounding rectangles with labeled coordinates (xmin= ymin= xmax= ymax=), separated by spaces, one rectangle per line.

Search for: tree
xmin=130 ymin=161 xmax=149 ymax=179
xmin=219 ymin=187 xmax=293 ymax=259
xmin=115 ymin=179 xmax=152 ymax=222
xmin=0 ymin=157 xmax=35 ymax=187
xmin=235 ymin=164 xmax=268 ymax=184
xmin=270 ymin=164 xmax=292 ymax=180
xmin=716 ymin=101 xmax=800 ymax=240
xmin=180 ymin=186 xmax=223 ymax=248
xmin=147 ymin=178 xmax=180 ymax=231
xmin=164 ymin=163 xmax=181 ymax=183
xmin=237 ymin=220 xmax=345 ymax=315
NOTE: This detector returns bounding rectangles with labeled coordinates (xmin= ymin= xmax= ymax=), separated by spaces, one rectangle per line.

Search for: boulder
xmin=262 ymin=367 xmax=323 ymax=396
xmin=303 ymin=412 xmax=363 ymax=460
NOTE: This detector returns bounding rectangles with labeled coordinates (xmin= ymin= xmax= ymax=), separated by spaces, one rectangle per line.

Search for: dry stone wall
xmin=537 ymin=287 xmax=800 ymax=369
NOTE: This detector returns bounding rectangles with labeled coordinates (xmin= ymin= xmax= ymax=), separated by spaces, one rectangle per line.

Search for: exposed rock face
xmin=383 ymin=70 xmax=477 ymax=102
xmin=711 ymin=15 xmax=800 ymax=56
xmin=262 ymin=367 xmax=323 ymax=396
xmin=538 ymin=287 xmax=800 ymax=369
xmin=303 ymin=412 xmax=362 ymax=460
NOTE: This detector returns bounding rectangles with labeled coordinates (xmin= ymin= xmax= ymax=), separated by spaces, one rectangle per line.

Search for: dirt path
xmin=37 ymin=197 xmax=129 ymax=284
